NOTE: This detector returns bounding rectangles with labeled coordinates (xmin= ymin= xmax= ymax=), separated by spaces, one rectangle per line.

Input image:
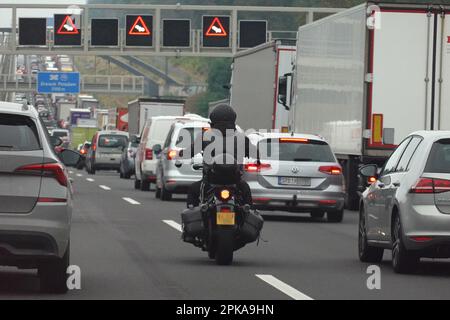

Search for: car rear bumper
xmin=402 ymin=204 xmax=450 ymax=254
xmin=0 ymin=202 xmax=71 ymax=264
xmin=163 ymin=175 xmax=201 ymax=194
xmin=250 ymin=183 xmax=345 ymax=212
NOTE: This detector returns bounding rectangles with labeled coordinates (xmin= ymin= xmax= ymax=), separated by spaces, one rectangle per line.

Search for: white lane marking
xmin=86 ymin=178 xmax=95 ymax=182
xmin=76 ymin=173 xmax=83 ymax=177
xmin=123 ymin=197 xmax=141 ymax=205
xmin=99 ymin=185 xmax=111 ymax=191
xmin=69 ymin=171 xmax=74 ymax=174
xmin=255 ymin=275 xmax=313 ymax=301
xmin=163 ymin=220 xmax=182 ymax=232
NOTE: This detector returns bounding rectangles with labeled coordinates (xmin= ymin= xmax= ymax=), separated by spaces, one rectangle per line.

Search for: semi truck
xmin=282 ymin=2 xmax=450 ymax=209
xmin=230 ymin=40 xmax=296 ymax=131
xmin=127 ymin=98 xmax=185 ymax=136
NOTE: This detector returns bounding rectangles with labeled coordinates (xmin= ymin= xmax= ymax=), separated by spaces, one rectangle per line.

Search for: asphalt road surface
xmin=1 ymin=169 xmax=450 ymax=300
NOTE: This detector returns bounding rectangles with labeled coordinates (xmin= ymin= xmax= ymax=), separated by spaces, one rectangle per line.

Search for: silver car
xmin=359 ymin=131 xmax=450 ymax=273
xmin=245 ymin=133 xmax=345 ymax=222
xmin=0 ymin=101 xmax=81 ymax=293
xmin=155 ymin=119 xmax=210 ymax=201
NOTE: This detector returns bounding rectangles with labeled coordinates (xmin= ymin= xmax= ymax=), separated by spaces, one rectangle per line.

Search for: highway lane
xmin=0 ymin=169 xmax=450 ymax=299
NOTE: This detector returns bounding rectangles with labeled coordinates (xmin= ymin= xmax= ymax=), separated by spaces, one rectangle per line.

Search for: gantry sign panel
xmin=54 ymin=14 xmax=82 ymax=46
xmin=126 ymin=15 xmax=153 ymax=47
xmin=163 ymin=19 xmax=191 ymax=47
xmin=19 ymin=18 xmax=47 ymax=46
xmin=239 ymin=20 xmax=267 ymax=48
xmin=91 ymin=19 xmax=119 ymax=46
xmin=202 ymin=16 xmax=230 ymax=48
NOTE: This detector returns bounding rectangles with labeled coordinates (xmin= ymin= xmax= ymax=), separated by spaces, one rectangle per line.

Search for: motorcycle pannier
xmin=181 ymin=207 xmax=204 ymax=237
xmin=240 ymin=210 xmax=264 ymax=243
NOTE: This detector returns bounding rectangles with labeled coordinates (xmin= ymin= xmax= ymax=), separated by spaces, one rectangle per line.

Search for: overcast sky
xmin=0 ymin=0 xmax=86 ymax=27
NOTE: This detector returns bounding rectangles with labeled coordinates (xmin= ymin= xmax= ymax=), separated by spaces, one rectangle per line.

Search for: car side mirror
xmin=153 ymin=144 xmax=162 ymax=155
xmin=59 ymin=149 xmax=82 ymax=167
xmin=50 ymin=136 xmax=63 ymax=147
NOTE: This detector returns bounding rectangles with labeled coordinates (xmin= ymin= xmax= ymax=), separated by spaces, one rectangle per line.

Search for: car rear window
xmin=98 ymin=135 xmax=128 ymax=148
xmin=425 ymin=139 xmax=450 ymax=174
xmin=259 ymin=138 xmax=336 ymax=162
xmin=0 ymin=113 xmax=41 ymax=151
xmin=151 ymin=120 xmax=177 ymax=142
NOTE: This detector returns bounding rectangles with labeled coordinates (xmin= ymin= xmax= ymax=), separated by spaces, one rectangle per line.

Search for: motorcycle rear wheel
xmin=215 ymin=228 xmax=234 ymax=265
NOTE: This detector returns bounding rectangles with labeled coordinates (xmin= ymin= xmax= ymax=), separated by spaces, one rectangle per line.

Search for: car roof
xmin=97 ymin=130 xmax=129 ymax=136
xmin=248 ymin=132 xmax=327 ymax=143
xmin=174 ymin=120 xmax=210 ymax=128
xmin=410 ymin=130 xmax=450 ymax=140
xmin=0 ymin=101 xmax=37 ymax=118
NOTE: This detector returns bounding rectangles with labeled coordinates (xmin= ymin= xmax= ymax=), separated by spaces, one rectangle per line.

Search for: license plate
xmin=279 ymin=177 xmax=311 ymax=186
xmin=217 ymin=211 xmax=235 ymax=225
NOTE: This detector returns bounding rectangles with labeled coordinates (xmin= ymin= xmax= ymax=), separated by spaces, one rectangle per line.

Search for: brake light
xmin=80 ymin=149 xmax=87 ymax=155
xmin=244 ymin=163 xmax=271 ymax=172
xmin=279 ymin=138 xmax=309 ymax=143
xmin=92 ymin=144 xmax=97 ymax=151
xmin=219 ymin=189 xmax=231 ymax=201
xmin=319 ymin=166 xmax=342 ymax=175
xmin=15 ymin=163 xmax=68 ymax=187
xmin=167 ymin=149 xmax=178 ymax=160
xmin=38 ymin=197 xmax=67 ymax=203
xmin=410 ymin=178 xmax=450 ymax=194
xmin=410 ymin=236 xmax=433 ymax=242
xmin=145 ymin=148 xmax=153 ymax=160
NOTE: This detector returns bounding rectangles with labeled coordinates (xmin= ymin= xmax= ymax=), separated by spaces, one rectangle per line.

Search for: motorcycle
xmin=182 ymin=163 xmax=264 ymax=265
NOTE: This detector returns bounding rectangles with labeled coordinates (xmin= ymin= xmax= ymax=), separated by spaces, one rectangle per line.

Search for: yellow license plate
xmin=216 ymin=211 xmax=235 ymax=225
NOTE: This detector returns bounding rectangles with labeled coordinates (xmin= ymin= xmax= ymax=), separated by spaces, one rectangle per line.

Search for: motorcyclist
xmin=186 ymin=104 xmax=255 ymax=208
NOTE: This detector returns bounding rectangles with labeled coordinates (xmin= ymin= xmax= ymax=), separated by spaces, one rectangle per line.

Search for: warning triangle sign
xmin=57 ymin=15 xmax=79 ymax=35
xmin=205 ymin=17 xmax=227 ymax=37
xmin=129 ymin=16 xmax=151 ymax=36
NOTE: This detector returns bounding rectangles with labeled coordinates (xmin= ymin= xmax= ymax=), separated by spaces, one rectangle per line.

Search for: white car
xmin=0 ymin=101 xmax=81 ymax=293
xmin=134 ymin=114 xmax=208 ymax=191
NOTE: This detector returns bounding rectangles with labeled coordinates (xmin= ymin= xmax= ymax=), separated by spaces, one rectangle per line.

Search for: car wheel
xmin=39 ymin=244 xmax=69 ymax=294
xmin=392 ymin=214 xmax=419 ymax=274
xmin=134 ymin=178 xmax=141 ymax=190
xmin=141 ymin=178 xmax=150 ymax=191
xmin=359 ymin=208 xmax=384 ymax=263
xmin=161 ymin=184 xmax=172 ymax=201
xmin=310 ymin=211 xmax=325 ymax=219
xmin=327 ymin=209 xmax=344 ymax=223
xmin=155 ymin=185 xmax=161 ymax=198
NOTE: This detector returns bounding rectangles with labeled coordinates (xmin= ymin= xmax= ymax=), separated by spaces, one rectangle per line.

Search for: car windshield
xmin=0 ymin=113 xmax=41 ymax=151
xmin=425 ymin=139 xmax=450 ymax=174
xmin=98 ymin=135 xmax=128 ymax=148
xmin=258 ymin=138 xmax=335 ymax=162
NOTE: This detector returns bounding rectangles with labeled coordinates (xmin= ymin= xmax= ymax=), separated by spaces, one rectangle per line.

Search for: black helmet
xmin=209 ymin=104 xmax=236 ymax=131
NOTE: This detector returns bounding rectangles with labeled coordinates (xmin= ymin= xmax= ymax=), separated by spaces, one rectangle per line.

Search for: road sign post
xmin=37 ymin=72 xmax=80 ymax=94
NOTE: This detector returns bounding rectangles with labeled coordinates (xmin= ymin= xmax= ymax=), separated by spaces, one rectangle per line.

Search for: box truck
xmin=70 ymin=109 xmax=92 ymax=127
xmin=56 ymin=100 xmax=76 ymax=122
xmin=127 ymin=98 xmax=185 ymax=136
xmin=230 ymin=40 xmax=296 ymax=131
xmin=283 ymin=2 xmax=450 ymax=209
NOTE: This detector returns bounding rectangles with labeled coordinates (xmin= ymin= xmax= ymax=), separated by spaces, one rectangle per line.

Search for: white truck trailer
xmin=230 ymin=40 xmax=296 ymax=131
xmin=127 ymin=98 xmax=185 ymax=136
xmin=283 ymin=2 xmax=450 ymax=209
xmin=56 ymin=100 xmax=76 ymax=122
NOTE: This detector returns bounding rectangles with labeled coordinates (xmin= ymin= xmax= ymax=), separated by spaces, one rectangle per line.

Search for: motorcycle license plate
xmin=217 ymin=211 xmax=235 ymax=225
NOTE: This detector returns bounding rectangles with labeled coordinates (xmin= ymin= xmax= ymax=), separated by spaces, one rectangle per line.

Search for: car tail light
xmin=410 ymin=177 xmax=450 ymax=194
xmin=92 ymin=144 xmax=97 ymax=151
xmin=38 ymin=197 xmax=67 ymax=203
xmin=167 ymin=149 xmax=178 ymax=160
xmin=410 ymin=236 xmax=433 ymax=242
xmin=319 ymin=200 xmax=337 ymax=205
xmin=80 ymin=149 xmax=87 ymax=155
xmin=15 ymin=163 xmax=68 ymax=187
xmin=145 ymin=148 xmax=153 ymax=160
xmin=244 ymin=163 xmax=271 ymax=173
xmin=319 ymin=166 xmax=342 ymax=175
